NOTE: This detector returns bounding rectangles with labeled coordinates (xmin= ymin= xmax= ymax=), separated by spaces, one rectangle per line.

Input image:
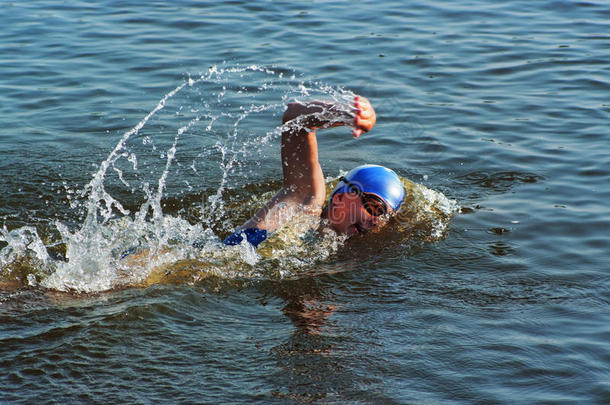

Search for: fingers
xmin=352 ymin=95 xmax=376 ymax=137
xmin=355 ymin=115 xmax=367 ymax=127
xmin=354 ymin=96 xmax=374 ymax=119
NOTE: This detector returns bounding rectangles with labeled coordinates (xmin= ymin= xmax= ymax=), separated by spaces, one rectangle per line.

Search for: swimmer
xmin=223 ymin=96 xmax=405 ymax=248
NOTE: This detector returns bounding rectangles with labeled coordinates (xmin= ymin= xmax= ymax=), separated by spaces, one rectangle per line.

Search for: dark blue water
xmin=2 ymin=1 xmax=609 ymax=403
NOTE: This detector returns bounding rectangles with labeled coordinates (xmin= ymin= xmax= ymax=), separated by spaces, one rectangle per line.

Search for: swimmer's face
xmin=328 ymin=192 xmax=390 ymax=236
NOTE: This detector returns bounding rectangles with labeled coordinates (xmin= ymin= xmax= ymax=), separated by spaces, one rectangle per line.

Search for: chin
xmin=330 ymin=222 xmax=351 ymax=236
xmin=340 ymin=224 xmax=360 ymax=236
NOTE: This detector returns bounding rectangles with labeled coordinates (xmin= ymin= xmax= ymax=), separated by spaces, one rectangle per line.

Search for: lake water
xmin=1 ymin=0 xmax=609 ymax=403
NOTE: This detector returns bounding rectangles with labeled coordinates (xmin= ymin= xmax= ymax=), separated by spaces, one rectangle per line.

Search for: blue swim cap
xmin=331 ymin=164 xmax=405 ymax=211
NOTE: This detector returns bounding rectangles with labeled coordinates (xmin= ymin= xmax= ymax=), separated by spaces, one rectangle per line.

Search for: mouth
xmin=353 ymin=223 xmax=366 ymax=235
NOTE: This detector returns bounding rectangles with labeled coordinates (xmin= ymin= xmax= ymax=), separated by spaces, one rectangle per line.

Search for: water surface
xmin=1 ymin=0 xmax=609 ymax=403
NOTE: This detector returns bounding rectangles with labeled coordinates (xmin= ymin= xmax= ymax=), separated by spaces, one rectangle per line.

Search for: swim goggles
xmin=338 ymin=176 xmax=388 ymax=217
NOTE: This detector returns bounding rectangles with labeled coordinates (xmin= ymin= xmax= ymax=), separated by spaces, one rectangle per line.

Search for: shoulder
xmin=284 ymin=184 xmax=326 ymax=215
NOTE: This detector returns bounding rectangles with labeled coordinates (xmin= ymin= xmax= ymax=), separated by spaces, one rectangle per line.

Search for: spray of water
xmin=0 ymin=65 xmax=458 ymax=293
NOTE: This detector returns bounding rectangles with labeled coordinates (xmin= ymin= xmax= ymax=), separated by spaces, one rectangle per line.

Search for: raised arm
xmin=232 ymin=96 xmax=376 ymax=237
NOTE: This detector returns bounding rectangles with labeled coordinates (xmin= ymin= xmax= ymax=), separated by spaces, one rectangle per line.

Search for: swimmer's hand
xmin=352 ymin=95 xmax=376 ymax=138
xmin=282 ymin=96 xmax=375 ymax=137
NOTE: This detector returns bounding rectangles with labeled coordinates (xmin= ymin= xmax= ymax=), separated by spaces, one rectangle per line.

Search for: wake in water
xmin=0 ymin=65 xmax=458 ymax=293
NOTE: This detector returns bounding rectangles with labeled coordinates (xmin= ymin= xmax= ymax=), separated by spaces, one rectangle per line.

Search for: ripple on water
xmin=1 ymin=0 xmax=610 ymax=402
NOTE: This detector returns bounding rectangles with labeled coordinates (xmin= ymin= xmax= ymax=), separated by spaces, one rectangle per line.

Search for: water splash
xmin=0 ymin=65 xmax=458 ymax=292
